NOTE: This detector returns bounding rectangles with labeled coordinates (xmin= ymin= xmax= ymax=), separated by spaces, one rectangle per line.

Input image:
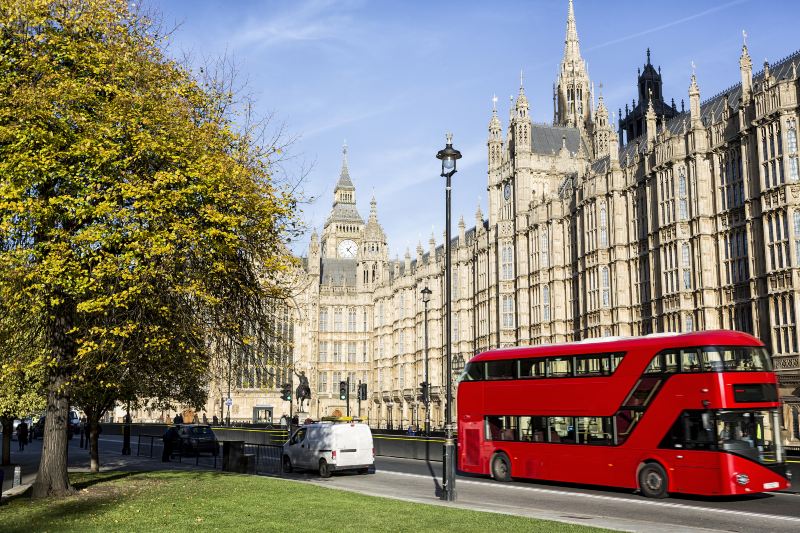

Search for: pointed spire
xmin=740 ymin=31 xmax=753 ymax=103
xmin=689 ymin=65 xmax=702 ymax=127
xmin=475 ymin=202 xmax=484 ymax=229
xmin=335 ymin=140 xmax=355 ymax=190
xmin=368 ymin=195 xmax=378 ymax=222
xmin=646 ymin=47 xmax=651 ymax=65
xmin=489 ymin=94 xmax=501 ymax=133
xmin=564 ymin=0 xmax=580 ymax=61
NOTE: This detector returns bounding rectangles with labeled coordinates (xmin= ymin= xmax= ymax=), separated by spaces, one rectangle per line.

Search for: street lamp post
xmin=436 ymin=132 xmax=461 ymax=502
xmin=421 ymin=286 xmax=431 ymax=436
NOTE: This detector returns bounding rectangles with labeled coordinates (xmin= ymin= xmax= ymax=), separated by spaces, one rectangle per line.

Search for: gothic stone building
xmin=282 ymin=1 xmax=800 ymax=443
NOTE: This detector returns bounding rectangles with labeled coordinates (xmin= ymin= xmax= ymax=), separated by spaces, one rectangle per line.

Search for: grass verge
xmin=0 ymin=471 xmax=613 ymax=532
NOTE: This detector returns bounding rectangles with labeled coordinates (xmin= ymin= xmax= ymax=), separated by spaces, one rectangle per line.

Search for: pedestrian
xmin=202 ymin=412 xmax=208 ymax=424
xmin=173 ymin=412 xmax=183 ymax=424
xmin=17 ymin=420 xmax=28 ymax=451
xmin=212 ymin=415 xmax=219 ymax=425
xmin=162 ymin=425 xmax=177 ymax=462
xmin=406 ymin=425 xmax=416 ymax=436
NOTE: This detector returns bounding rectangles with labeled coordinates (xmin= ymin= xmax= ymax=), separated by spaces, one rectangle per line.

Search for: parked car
xmin=282 ymin=417 xmax=374 ymax=477
xmin=165 ymin=424 xmax=219 ymax=457
xmin=28 ymin=411 xmax=81 ymax=439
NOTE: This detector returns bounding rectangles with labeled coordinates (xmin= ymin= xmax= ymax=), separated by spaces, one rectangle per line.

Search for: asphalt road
xmin=90 ymin=434 xmax=800 ymax=532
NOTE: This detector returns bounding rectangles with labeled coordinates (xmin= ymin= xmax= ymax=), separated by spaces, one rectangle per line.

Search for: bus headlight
xmin=735 ymin=474 xmax=750 ymax=486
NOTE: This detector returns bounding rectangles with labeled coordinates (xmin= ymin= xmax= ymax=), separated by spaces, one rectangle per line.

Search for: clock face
xmin=338 ymin=239 xmax=357 ymax=259
xmin=503 ymin=183 xmax=512 ymax=200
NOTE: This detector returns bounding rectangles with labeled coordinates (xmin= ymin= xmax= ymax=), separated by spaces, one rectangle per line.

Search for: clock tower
xmin=321 ymin=143 xmax=365 ymax=260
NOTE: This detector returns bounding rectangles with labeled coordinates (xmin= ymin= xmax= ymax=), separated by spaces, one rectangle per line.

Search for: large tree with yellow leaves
xmin=0 ymin=0 xmax=298 ymax=497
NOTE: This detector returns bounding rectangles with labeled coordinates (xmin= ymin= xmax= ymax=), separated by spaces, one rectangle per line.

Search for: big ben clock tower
xmin=321 ymin=143 xmax=365 ymax=260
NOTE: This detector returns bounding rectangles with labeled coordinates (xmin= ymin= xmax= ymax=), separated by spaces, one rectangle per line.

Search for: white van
xmin=282 ymin=418 xmax=374 ymax=477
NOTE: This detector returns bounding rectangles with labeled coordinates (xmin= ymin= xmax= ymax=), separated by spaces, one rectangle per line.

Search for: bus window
xmin=664 ymin=351 xmax=679 ymax=373
xmin=645 ymin=351 xmax=679 ymax=374
xmin=548 ymin=357 xmax=572 ymax=378
xmin=575 ymin=417 xmax=613 ymax=445
xmin=485 ymin=416 xmax=517 ymax=441
xmin=615 ymin=410 xmax=644 ymax=444
xmin=681 ymin=349 xmax=701 ymax=372
xmin=575 ymin=355 xmax=608 ymax=376
xmin=486 ymin=360 xmax=516 ymax=380
xmin=610 ymin=353 xmax=625 ymax=372
xmin=519 ymin=358 xmax=546 ymax=379
xmin=519 ymin=416 xmax=547 ymax=442
xmin=702 ymin=346 xmax=773 ymax=372
xmin=659 ymin=411 xmax=716 ymax=450
xmin=462 ymin=362 xmax=485 ymax=381
xmin=549 ymin=416 xmax=575 ymax=443
xmin=644 ymin=354 xmax=663 ymax=374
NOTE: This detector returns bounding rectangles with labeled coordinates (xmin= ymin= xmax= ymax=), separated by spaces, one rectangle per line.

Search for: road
xmin=90 ymin=433 xmax=800 ymax=533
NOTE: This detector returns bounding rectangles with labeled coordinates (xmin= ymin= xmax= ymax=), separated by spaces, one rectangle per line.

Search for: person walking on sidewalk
xmin=17 ymin=421 xmax=28 ymax=451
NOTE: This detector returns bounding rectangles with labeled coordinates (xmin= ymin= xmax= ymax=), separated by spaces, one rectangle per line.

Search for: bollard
xmin=13 ymin=466 xmax=21 ymax=487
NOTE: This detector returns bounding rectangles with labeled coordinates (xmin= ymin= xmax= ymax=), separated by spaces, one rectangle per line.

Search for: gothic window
xmin=333 ymin=342 xmax=342 ymax=363
xmin=772 ymin=294 xmax=797 ymax=355
xmin=398 ymin=291 xmax=405 ymax=319
xmin=348 ymin=308 xmax=357 ymax=332
xmin=788 ymin=120 xmax=799 ymax=182
xmin=319 ymin=341 xmax=327 ymax=363
xmin=348 ymin=341 xmax=356 ymax=363
xmin=379 ymin=338 xmax=384 ymax=357
xmin=349 ymin=372 xmax=357 ymax=393
xmin=399 ymin=330 xmax=405 ymax=354
xmin=501 ymin=244 xmax=514 ymax=280
xmin=762 ymin=123 xmax=785 ymax=187
xmin=540 ymin=231 xmax=549 ymax=268
xmin=502 ymin=295 xmax=515 ymax=329
xmin=333 ymin=371 xmax=341 ymax=390
xmin=398 ymin=364 xmax=405 ymax=390
xmin=663 ymin=242 xmax=678 ymax=294
xmin=682 ymin=243 xmax=692 ymax=290
xmin=333 ymin=308 xmax=343 ymax=331
xmin=319 ymin=308 xmax=328 ymax=332
xmin=599 ymin=204 xmax=608 ymax=247
xmin=766 ymin=211 xmax=790 ymax=271
xmin=318 ymin=372 xmax=327 ymax=393
xmin=794 ymin=211 xmax=800 ymax=267
xmin=453 ymin=314 xmax=459 ymax=342
xmin=678 ymin=169 xmax=688 ymax=221
xmin=543 ymin=285 xmax=550 ymax=321
xmin=601 ymin=266 xmax=610 ymax=308
xmin=685 ymin=313 xmax=694 ymax=333
xmin=659 ymin=170 xmax=675 ymax=225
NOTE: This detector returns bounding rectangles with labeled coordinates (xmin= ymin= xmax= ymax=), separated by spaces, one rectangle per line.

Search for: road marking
xmin=379 ymin=470 xmax=800 ymax=523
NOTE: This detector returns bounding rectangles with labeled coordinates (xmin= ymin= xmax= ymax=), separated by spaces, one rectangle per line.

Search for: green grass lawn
xmin=0 ymin=471 xmax=612 ymax=532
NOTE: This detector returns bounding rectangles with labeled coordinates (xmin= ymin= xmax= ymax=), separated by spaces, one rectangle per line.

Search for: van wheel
xmin=491 ymin=452 xmax=512 ymax=482
xmin=319 ymin=459 xmax=331 ymax=478
xmin=282 ymin=455 xmax=293 ymax=473
xmin=638 ymin=462 xmax=668 ymax=498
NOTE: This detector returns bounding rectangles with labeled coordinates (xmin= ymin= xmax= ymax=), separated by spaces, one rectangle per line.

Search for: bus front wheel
xmin=491 ymin=453 xmax=512 ymax=482
xmin=638 ymin=462 xmax=668 ymax=498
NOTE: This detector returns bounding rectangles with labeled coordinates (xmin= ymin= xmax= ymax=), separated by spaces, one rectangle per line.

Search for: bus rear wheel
xmin=491 ymin=453 xmax=512 ymax=482
xmin=638 ymin=462 xmax=668 ymax=498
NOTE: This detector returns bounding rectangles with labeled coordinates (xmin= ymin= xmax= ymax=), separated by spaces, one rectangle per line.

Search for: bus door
xmin=658 ymin=411 xmax=720 ymax=494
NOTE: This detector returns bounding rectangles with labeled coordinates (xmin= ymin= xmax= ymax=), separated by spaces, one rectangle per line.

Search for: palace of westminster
xmin=205 ymin=1 xmax=800 ymax=445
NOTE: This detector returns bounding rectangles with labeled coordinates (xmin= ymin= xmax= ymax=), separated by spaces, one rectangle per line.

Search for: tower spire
xmin=564 ymin=0 xmax=580 ymax=61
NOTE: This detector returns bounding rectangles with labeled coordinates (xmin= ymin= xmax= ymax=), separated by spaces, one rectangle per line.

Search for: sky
xmin=152 ymin=0 xmax=800 ymax=258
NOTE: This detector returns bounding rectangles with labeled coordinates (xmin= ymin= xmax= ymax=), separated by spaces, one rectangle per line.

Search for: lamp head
xmin=436 ymin=132 xmax=462 ymax=178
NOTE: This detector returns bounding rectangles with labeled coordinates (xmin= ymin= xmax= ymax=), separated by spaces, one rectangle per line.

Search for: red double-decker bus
xmin=457 ymin=330 xmax=791 ymax=497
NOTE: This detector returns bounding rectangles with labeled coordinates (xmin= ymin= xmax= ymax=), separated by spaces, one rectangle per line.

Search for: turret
xmin=740 ymin=31 xmax=752 ymax=104
xmin=458 ymin=216 xmax=466 ymax=243
xmin=488 ymin=95 xmax=503 ymax=171
xmin=646 ymin=91 xmax=657 ymax=146
xmin=513 ymin=78 xmax=532 ymax=154
xmin=554 ymin=0 xmax=592 ymax=130
xmin=689 ymin=69 xmax=701 ymax=128
xmin=308 ymin=230 xmax=320 ymax=276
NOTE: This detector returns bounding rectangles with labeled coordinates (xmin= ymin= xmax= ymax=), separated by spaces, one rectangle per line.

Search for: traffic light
xmin=280 ymin=383 xmax=291 ymax=401
xmin=339 ymin=380 xmax=347 ymax=400
xmin=359 ymin=383 xmax=367 ymax=401
xmin=419 ymin=381 xmax=428 ymax=401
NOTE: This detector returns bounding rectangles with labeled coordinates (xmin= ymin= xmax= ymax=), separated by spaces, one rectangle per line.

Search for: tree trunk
xmin=31 ymin=371 xmax=73 ymax=498
xmin=32 ymin=299 xmax=76 ymax=499
xmin=1 ymin=416 xmax=12 ymax=466
xmin=89 ymin=414 xmax=100 ymax=473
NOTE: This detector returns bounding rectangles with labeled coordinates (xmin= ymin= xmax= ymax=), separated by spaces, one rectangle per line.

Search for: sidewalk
xmin=1 ymin=434 xmax=213 ymax=499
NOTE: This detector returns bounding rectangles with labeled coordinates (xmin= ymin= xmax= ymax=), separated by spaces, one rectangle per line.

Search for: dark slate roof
xmin=531 ymin=123 xmax=585 ymax=155
xmin=326 ymin=201 xmax=364 ymax=225
xmin=335 ymin=167 xmax=355 ymax=190
xmin=320 ymin=258 xmax=357 ymax=286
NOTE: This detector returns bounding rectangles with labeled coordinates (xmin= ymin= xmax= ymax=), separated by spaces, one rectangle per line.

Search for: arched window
xmin=601 ymin=266 xmax=610 ymax=308
xmin=679 ymin=169 xmax=688 ymax=220
xmin=599 ymin=204 xmax=608 ymax=247
xmin=543 ymin=285 xmax=550 ymax=321
xmin=501 ymin=244 xmax=514 ymax=280
xmin=540 ymin=231 xmax=549 ymax=268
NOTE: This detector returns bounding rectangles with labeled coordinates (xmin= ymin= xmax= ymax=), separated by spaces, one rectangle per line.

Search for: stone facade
xmin=224 ymin=1 xmax=800 ymax=444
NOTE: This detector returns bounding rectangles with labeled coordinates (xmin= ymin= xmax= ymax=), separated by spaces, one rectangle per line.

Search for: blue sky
xmin=153 ymin=0 xmax=800 ymax=258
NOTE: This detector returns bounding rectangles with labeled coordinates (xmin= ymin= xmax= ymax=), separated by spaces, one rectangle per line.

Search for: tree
xmin=0 ymin=0 xmax=298 ymax=497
